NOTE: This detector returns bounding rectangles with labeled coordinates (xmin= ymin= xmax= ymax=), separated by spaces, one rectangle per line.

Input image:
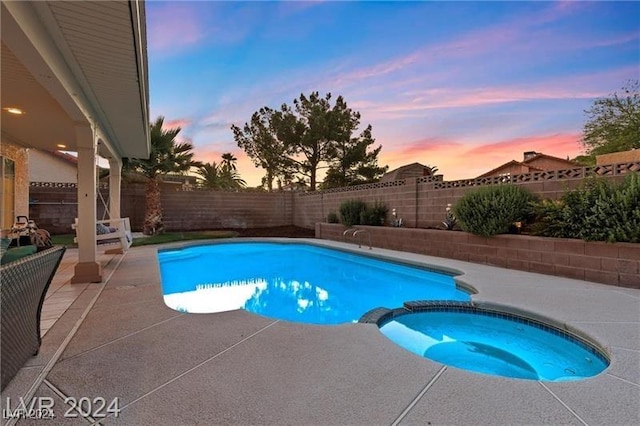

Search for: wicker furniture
xmin=1 ymin=246 xmax=66 ymax=390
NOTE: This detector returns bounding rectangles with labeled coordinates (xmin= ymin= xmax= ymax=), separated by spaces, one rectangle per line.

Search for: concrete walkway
xmin=2 ymin=238 xmax=638 ymax=425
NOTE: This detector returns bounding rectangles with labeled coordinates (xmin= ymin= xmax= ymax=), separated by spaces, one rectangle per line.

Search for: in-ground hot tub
xmin=374 ymin=302 xmax=610 ymax=382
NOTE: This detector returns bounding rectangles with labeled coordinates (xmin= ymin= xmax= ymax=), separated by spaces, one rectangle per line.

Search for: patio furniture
xmin=8 ymin=216 xmax=38 ymax=247
xmin=1 ymin=245 xmax=66 ymax=390
xmin=72 ymin=217 xmax=132 ymax=253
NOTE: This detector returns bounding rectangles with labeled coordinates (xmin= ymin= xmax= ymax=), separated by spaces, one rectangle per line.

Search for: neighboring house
xmin=113 ymin=172 xmax=198 ymax=190
xmin=476 ymin=151 xmax=578 ymax=178
xmin=280 ymin=179 xmax=309 ymax=191
xmin=162 ymin=174 xmax=199 ymax=191
xmin=380 ymin=162 xmax=434 ymax=182
xmin=596 ymin=149 xmax=640 ymax=165
xmin=29 ymin=150 xmax=79 ymax=183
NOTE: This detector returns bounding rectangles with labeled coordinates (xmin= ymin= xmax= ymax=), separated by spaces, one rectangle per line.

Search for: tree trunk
xmin=310 ymin=171 xmax=316 ymax=191
xmin=143 ymin=176 xmax=164 ymax=235
xmin=267 ymin=170 xmax=273 ymax=192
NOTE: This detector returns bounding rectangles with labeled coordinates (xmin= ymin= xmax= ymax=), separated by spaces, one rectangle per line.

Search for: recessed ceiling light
xmin=56 ymin=144 xmax=67 ymax=148
xmin=3 ymin=107 xmax=25 ymax=115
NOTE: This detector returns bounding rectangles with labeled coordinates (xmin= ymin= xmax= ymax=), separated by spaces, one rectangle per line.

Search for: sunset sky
xmin=146 ymin=0 xmax=639 ymax=186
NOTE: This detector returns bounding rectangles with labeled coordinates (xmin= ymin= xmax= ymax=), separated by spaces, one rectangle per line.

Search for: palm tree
xmin=221 ymin=153 xmax=238 ymax=171
xmin=219 ymin=153 xmax=246 ymax=189
xmin=425 ymin=164 xmax=439 ymax=175
xmin=221 ymin=167 xmax=247 ymax=190
xmin=196 ymin=155 xmax=247 ymax=190
xmin=196 ymin=162 xmax=224 ymax=189
xmin=125 ymin=116 xmax=200 ymax=235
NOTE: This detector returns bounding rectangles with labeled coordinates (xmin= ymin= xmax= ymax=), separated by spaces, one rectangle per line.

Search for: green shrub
xmin=360 ymin=201 xmax=389 ymax=226
xmin=453 ymin=185 xmax=538 ymax=237
xmin=534 ymin=173 xmax=640 ymax=242
xmin=326 ymin=212 xmax=340 ymax=223
xmin=532 ymin=177 xmax=609 ymax=239
xmin=339 ymin=200 xmax=368 ymax=226
xmin=338 ymin=200 xmax=389 ymax=226
xmin=531 ymin=199 xmax=569 ymax=238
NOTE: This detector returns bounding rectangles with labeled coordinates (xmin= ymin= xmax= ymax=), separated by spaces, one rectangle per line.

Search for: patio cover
xmin=1 ymin=0 xmax=150 ymax=282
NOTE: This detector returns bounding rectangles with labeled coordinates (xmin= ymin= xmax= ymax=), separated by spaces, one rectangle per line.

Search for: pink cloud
xmin=396 ymin=138 xmax=463 ymax=156
xmin=464 ymin=133 xmax=581 ymax=157
xmin=148 ymin=3 xmax=256 ymax=56
xmin=333 ymin=53 xmax=421 ymax=87
xmin=164 ymin=118 xmax=192 ymax=130
xmin=193 ymin=147 xmax=225 ymax=164
xmin=591 ymin=31 xmax=640 ymax=48
xmin=461 ymin=133 xmax=582 ymax=177
xmin=378 ymin=137 xmax=463 ymax=172
xmin=147 ymin=4 xmax=206 ymax=53
xmin=162 ymin=118 xmax=194 ymax=144
xmin=377 ymin=87 xmax=603 ymax=114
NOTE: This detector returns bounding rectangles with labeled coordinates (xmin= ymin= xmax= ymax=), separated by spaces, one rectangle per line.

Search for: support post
xmin=105 ymin=157 xmax=125 ymax=255
xmin=71 ymin=124 xmax=101 ymax=283
xmin=108 ymin=157 xmax=122 ymax=220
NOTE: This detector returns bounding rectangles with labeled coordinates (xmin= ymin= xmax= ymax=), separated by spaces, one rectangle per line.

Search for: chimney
xmin=523 ymin=151 xmax=537 ymax=161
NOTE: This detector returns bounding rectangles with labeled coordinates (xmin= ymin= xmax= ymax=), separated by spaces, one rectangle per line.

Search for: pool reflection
xmin=159 ymin=243 xmax=470 ymax=324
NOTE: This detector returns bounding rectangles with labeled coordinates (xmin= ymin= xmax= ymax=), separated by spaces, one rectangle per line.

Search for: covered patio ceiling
xmin=1 ymin=0 xmax=149 ymax=160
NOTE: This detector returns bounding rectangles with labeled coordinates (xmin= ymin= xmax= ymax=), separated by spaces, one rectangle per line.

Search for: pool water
xmin=380 ymin=310 xmax=609 ymax=381
xmin=158 ymin=242 xmax=469 ymax=324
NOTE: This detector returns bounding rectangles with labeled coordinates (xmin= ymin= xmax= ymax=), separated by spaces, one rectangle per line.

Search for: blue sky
xmin=146 ymin=0 xmax=640 ymax=185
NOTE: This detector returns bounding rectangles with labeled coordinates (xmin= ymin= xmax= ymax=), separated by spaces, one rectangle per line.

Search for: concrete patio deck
xmin=2 ymin=238 xmax=639 ymax=425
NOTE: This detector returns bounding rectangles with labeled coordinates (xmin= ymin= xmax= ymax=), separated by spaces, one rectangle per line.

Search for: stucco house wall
xmin=478 ymin=153 xmax=577 ymax=178
xmin=380 ymin=163 xmax=432 ymax=182
xmin=29 ymin=150 xmax=77 ymax=183
xmin=526 ymin=156 xmax=576 ymax=171
xmin=483 ymin=162 xmax=532 ymax=177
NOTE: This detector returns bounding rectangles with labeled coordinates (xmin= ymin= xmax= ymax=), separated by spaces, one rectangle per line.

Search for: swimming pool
xmin=158 ymin=242 xmax=470 ymax=324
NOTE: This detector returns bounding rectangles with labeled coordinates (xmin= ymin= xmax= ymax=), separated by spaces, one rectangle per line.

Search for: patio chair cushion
xmin=96 ymin=223 xmax=112 ymax=235
xmin=0 ymin=245 xmax=37 ymax=265
xmin=0 ymin=238 xmax=10 ymax=258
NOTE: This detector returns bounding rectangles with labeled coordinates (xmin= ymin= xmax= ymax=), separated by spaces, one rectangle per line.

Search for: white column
xmin=108 ymin=157 xmax=122 ymax=220
xmin=71 ymin=124 xmax=101 ymax=283
xmin=103 ymin=157 xmax=126 ymax=255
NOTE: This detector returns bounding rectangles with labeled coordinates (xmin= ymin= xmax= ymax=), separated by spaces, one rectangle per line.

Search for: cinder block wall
xmin=28 ymin=163 xmax=636 ymax=233
xmin=296 ymin=173 xmax=630 ymax=230
xmin=29 ymin=185 xmax=110 ymax=234
xmin=316 ymin=223 xmax=640 ymax=289
xmin=29 ymin=184 xmax=293 ymax=232
xmin=160 ymin=190 xmax=293 ymax=230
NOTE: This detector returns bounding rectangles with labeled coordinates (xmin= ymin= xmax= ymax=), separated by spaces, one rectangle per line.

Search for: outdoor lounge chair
xmin=1 ymin=245 xmax=66 ymax=390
